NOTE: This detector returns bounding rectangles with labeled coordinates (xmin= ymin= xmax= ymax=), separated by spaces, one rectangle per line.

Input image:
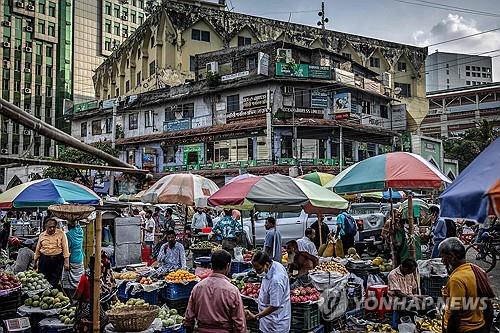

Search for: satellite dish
xmin=394 ymin=87 xmax=402 ymax=95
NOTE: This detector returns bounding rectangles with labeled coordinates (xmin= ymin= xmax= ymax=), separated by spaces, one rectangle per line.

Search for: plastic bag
xmin=234 ymin=247 xmax=244 ymax=262
xmin=319 ymin=281 xmax=348 ymax=321
xmin=335 ymin=239 xmax=344 ymax=258
xmin=323 ymin=242 xmax=335 ymax=257
xmin=366 ymin=273 xmax=385 ymax=289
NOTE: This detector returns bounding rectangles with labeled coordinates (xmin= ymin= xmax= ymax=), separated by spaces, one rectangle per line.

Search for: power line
xmin=415 ymin=0 xmax=500 ymax=17
xmin=391 ymin=0 xmax=500 ymax=18
xmin=425 ymin=27 xmax=500 ymax=47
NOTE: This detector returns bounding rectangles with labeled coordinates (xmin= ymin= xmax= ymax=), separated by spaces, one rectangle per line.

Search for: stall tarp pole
xmin=408 ymin=193 xmax=416 ymax=260
xmin=250 ymin=209 xmax=256 ymax=249
xmin=318 ymin=214 xmax=323 ymax=246
xmin=92 ymin=211 xmax=103 ymax=333
xmin=389 ymin=188 xmax=397 ymax=265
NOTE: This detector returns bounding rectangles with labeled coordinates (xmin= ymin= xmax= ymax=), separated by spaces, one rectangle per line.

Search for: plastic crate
xmin=161 ymin=282 xmax=197 ymax=301
xmin=230 ymin=261 xmax=252 ymax=275
xmin=0 ymin=290 xmax=22 ymax=318
xmin=420 ymin=275 xmax=448 ymax=300
xmin=291 ymin=302 xmax=320 ymax=331
xmin=159 ymin=326 xmax=186 ymax=333
xmin=137 ymin=289 xmax=159 ymax=305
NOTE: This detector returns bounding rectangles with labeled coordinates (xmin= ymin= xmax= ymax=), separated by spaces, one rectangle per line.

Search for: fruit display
xmin=243 ymin=251 xmax=254 ymax=262
xmin=113 ymin=271 xmax=138 ymax=280
xmin=371 ymin=257 xmax=393 ymax=272
xmin=282 ymin=252 xmax=288 ymax=265
xmin=139 ymin=277 xmax=154 ymax=285
xmin=346 ymin=247 xmax=361 ymax=260
xmin=366 ymin=323 xmax=397 ymax=333
xmin=290 ymin=286 xmax=321 ymax=303
xmin=0 ymin=251 xmax=13 ymax=267
xmin=158 ymin=308 xmax=184 ymax=328
xmin=311 ymin=262 xmax=348 ymax=275
xmin=113 ymin=298 xmax=149 ymax=309
xmin=24 ymin=289 xmax=70 ymax=310
xmin=230 ymin=278 xmax=245 ymax=291
xmin=165 ymin=270 xmax=197 ymax=283
xmin=0 ymin=271 xmax=21 ymax=291
xmin=416 ymin=318 xmax=442 ymax=333
xmin=241 ymin=283 xmax=260 ymax=299
xmin=190 ymin=241 xmax=219 ymax=251
xmin=58 ymin=306 xmax=77 ymax=325
xmin=16 ymin=271 xmax=50 ymax=292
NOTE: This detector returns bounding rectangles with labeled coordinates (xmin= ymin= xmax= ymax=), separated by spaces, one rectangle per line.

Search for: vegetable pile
xmin=165 ymin=270 xmax=197 ymax=283
xmin=158 ymin=308 xmax=184 ymax=328
xmin=24 ymin=289 xmax=70 ymax=310
xmin=311 ymin=262 xmax=348 ymax=275
xmin=290 ymin=286 xmax=321 ymax=303
xmin=139 ymin=277 xmax=154 ymax=285
xmin=190 ymin=241 xmax=219 ymax=251
xmin=58 ymin=306 xmax=76 ymax=325
xmin=241 ymin=283 xmax=260 ymax=299
xmin=16 ymin=271 xmax=50 ymax=292
xmin=113 ymin=298 xmax=148 ymax=308
xmin=0 ymin=271 xmax=21 ymax=291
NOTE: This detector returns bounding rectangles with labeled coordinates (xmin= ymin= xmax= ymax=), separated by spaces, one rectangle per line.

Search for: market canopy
xmin=298 ymin=172 xmax=335 ymax=187
xmin=325 ymin=152 xmax=451 ymax=194
xmin=400 ymin=198 xmax=430 ymax=218
xmin=208 ymin=173 xmax=348 ymax=213
xmin=361 ymin=190 xmax=405 ymax=200
xmin=141 ymin=173 xmax=219 ymax=207
xmin=440 ymin=138 xmax=500 ymax=223
xmin=0 ymin=178 xmax=101 ymax=209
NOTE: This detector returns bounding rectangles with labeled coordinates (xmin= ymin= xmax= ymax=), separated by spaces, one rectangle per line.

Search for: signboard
xmin=183 ymin=144 xmax=203 ymax=166
xmin=142 ymin=153 xmax=155 ymax=167
xmin=391 ymin=104 xmax=407 ymax=131
xmin=243 ymin=93 xmax=267 ymax=109
xmin=275 ymin=63 xmax=330 ymax=79
xmin=221 ymin=71 xmax=249 ymax=82
xmin=73 ymin=100 xmax=99 ymax=113
xmin=361 ymin=115 xmax=390 ymax=129
xmin=227 ymin=108 xmax=267 ymax=120
xmin=311 ymin=91 xmax=328 ymax=109
xmin=101 ymin=99 xmax=116 ymax=110
xmin=282 ymin=107 xmax=324 ymax=116
xmin=164 ymin=119 xmax=191 ymax=132
xmin=335 ymin=113 xmax=350 ymax=120
xmin=257 ymin=52 xmax=269 ymax=76
xmin=333 ymin=92 xmax=351 ymax=114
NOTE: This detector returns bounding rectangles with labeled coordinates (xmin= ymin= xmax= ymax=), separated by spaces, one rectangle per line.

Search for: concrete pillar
xmin=326 ymin=137 xmax=332 ymax=159
xmin=252 ymin=137 xmax=257 ymax=161
xmin=353 ymin=141 xmax=359 ymax=162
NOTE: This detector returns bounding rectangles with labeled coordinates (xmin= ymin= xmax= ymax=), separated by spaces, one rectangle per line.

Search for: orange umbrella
xmin=487 ymin=180 xmax=500 ymax=218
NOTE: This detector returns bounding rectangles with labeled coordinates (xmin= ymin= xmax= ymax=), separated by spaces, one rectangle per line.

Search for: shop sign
xmin=314 ymin=158 xmax=336 ymax=166
xmin=243 ymin=93 xmax=268 ymax=109
xmin=227 ymin=108 xmax=267 ymax=120
xmin=256 ymin=159 xmax=272 ymax=167
xmin=240 ymin=160 xmax=257 ymax=168
xmin=276 ymin=63 xmax=331 ymax=79
xmin=164 ymin=119 xmax=191 ymax=132
xmin=221 ymin=71 xmax=249 ymax=82
xmin=226 ymin=161 xmax=241 ymax=168
xmin=335 ymin=113 xmax=350 ymax=120
xmin=309 ymin=65 xmax=331 ymax=79
xmin=278 ymin=158 xmax=297 ymax=166
xmin=142 ymin=153 xmax=155 ymax=167
xmin=282 ymin=107 xmax=324 ymax=116
xmin=101 ymin=99 xmax=116 ymax=110
xmin=333 ymin=92 xmax=351 ymax=114
xmin=257 ymin=52 xmax=269 ymax=76
xmin=73 ymin=100 xmax=99 ymax=113
xmin=311 ymin=91 xmax=328 ymax=109
xmin=391 ymin=104 xmax=407 ymax=131
xmin=361 ymin=114 xmax=390 ymax=129
xmin=298 ymin=159 xmax=315 ymax=166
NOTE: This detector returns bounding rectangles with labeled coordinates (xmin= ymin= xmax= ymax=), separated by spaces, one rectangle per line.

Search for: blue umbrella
xmin=440 ymin=138 xmax=500 ymax=223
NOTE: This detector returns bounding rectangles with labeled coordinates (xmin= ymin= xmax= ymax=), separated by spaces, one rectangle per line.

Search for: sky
xmin=230 ymin=0 xmax=500 ymax=80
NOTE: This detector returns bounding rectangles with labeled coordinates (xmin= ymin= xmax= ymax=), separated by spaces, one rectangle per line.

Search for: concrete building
xmin=69 ymin=42 xmax=400 ymax=185
xmin=92 ymin=0 xmax=428 ymax=132
xmin=422 ymin=82 xmax=500 ymax=138
xmin=426 ymin=51 xmax=493 ymax=92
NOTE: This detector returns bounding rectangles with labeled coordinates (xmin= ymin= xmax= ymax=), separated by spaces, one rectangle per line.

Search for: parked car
xmin=349 ymin=203 xmax=387 ymax=241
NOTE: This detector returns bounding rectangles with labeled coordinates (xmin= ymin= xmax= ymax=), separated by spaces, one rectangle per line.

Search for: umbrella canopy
xmin=325 ymin=152 xmax=451 ymax=194
xmin=0 ymin=178 xmax=101 ymax=209
xmin=298 ymin=172 xmax=335 ymax=186
xmin=440 ymin=138 xmax=500 ymax=223
xmin=361 ymin=190 xmax=405 ymax=200
xmin=208 ymin=173 xmax=348 ymax=213
xmin=227 ymin=173 xmax=258 ymax=184
xmin=141 ymin=173 xmax=219 ymax=207
xmin=400 ymin=198 xmax=430 ymax=218
xmin=487 ymin=180 xmax=500 ymax=218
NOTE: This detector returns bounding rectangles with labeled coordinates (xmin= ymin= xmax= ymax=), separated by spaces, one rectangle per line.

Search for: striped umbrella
xmin=298 ymin=172 xmax=335 ymax=187
xmin=0 ymin=178 xmax=101 ymax=209
xmin=141 ymin=173 xmax=219 ymax=207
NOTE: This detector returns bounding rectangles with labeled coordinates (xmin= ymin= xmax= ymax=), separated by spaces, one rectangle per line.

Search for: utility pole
xmin=317 ymin=2 xmax=329 ymax=48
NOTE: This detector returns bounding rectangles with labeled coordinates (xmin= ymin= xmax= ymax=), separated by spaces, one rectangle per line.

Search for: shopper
xmin=62 ymin=220 xmax=85 ymax=296
xmin=184 ymin=250 xmax=247 ymax=333
xmin=336 ymin=210 xmax=357 ymax=251
xmin=12 ymin=239 xmax=35 ymax=274
xmin=34 ymin=218 xmax=70 ymax=288
xmin=142 ymin=209 xmax=155 ymax=248
xmin=164 ymin=208 xmax=176 ymax=232
xmin=212 ymin=209 xmax=243 ymax=254
xmin=297 ymin=228 xmax=318 ymax=257
xmin=157 ymin=230 xmax=186 ymax=275
xmin=310 ymin=219 xmax=330 ymax=249
xmin=191 ymin=207 xmax=208 ymax=233
xmin=264 ymin=217 xmax=282 ymax=263
xmin=430 ymin=206 xmax=447 ymax=258
xmin=440 ymin=237 xmax=495 ymax=333
xmin=247 ymin=251 xmax=291 ymax=333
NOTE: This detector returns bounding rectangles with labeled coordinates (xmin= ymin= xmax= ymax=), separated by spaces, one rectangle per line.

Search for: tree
xmin=43 ymin=142 xmax=120 ymax=181
xmin=443 ymin=119 xmax=499 ymax=171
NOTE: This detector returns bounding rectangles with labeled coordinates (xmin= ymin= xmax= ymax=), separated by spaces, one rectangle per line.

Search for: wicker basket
xmin=48 ymin=204 xmax=95 ymax=222
xmin=106 ymin=304 xmax=159 ymax=332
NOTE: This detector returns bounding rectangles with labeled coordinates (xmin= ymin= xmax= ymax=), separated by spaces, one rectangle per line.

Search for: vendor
xmin=12 ymin=239 xmax=35 ymax=273
xmin=62 ymin=220 xmax=85 ymax=297
xmin=285 ymin=240 xmax=318 ymax=288
xmin=394 ymin=217 xmax=422 ymax=266
xmin=157 ymin=230 xmax=187 ymax=275
xmin=212 ymin=209 xmax=243 ymax=255
xmin=297 ymin=228 xmax=318 ymax=257
xmin=34 ymin=218 xmax=70 ymax=288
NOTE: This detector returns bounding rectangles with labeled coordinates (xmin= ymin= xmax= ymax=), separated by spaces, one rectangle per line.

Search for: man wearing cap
xmin=12 ymin=239 xmax=35 ymax=273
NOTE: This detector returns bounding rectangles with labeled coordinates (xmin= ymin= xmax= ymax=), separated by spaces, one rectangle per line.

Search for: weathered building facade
xmin=92 ymin=0 xmax=427 ymax=131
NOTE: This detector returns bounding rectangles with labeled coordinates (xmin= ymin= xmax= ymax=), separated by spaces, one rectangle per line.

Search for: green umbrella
xmin=299 ymin=172 xmax=335 ymax=187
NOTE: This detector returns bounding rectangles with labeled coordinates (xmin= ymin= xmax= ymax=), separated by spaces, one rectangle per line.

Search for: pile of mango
xmin=371 ymin=257 xmax=393 ymax=272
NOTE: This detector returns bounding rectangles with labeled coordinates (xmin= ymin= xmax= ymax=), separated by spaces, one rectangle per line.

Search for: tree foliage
xmin=443 ymin=119 xmax=499 ymax=172
xmin=43 ymin=142 xmax=120 ymax=181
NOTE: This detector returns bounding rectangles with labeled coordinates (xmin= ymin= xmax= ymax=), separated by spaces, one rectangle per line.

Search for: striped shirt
xmin=387 ymin=266 xmax=418 ymax=297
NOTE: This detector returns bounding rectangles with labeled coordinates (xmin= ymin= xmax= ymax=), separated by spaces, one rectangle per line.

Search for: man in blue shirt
xmin=157 ymin=230 xmax=187 ymax=274
xmin=246 ymin=251 xmax=291 ymax=333
xmin=264 ymin=217 xmax=282 ymax=263
xmin=212 ymin=209 xmax=243 ymax=255
xmin=430 ymin=206 xmax=447 ymax=258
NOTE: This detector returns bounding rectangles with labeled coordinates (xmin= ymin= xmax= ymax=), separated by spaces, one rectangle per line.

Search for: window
xmin=482 ymin=67 xmax=487 ymax=72
xmin=246 ymin=55 xmax=257 ymax=70
xmin=395 ymin=82 xmax=411 ymax=97
xmin=466 ymin=72 xmax=470 ymax=77
xmin=2 ymin=79 xmax=9 ymax=90
xmin=48 ymin=22 xmax=55 ymax=37
xmin=342 ymin=52 xmax=352 ymax=59
xmin=137 ymin=71 xmax=141 ymax=86
xmin=105 ymin=2 xmax=112 ymax=15
xmin=105 ymin=19 xmax=111 ymax=33
xmin=39 ymin=1 xmax=46 ymax=14
xmin=138 ymin=13 xmax=144 ymax=25
xmin=105 ymin=118 xmax=112 ymax=133
xmin=114 ymin=4 xmax=120 ymax=18
xmin=131 ymin=11 xmax=137 ymax=23
xmin=361 ymin=100 xmax=371 ymax=114
xmin=122 ymin=26 xmax=128 ymax=37
xmin=115 ymin=87 xmax=119 ymax=97
xmin=36 ymin=42 xmax=42 ymax=55
xmin=138 ymin=0 xmax=144 ymax=9
xmin=294 ymin=88 xmax=311 ymax=107
xmin=369 ymin=57 xmax=380 ymax=68
xmin=482 ymin=73 xmax=487 ymax=78
xmin=46 ymin=45 xmax=52 ymax=57
xmin=45 ymin=85 xmax=51 ymax=97
xmin=238 ymin=36 xmax=251 ymax=46
xmin=104 ymin=37 xmax=112 ymax=51
xmin=466 ymin=66 xmax=470 ymax=70
xmin=129 ymin=113 xmax=138 ymax=130
xmin=397 ymin=62 xmax=406 ymax=72
xmin=14 ymin=80 xmax=20 ymax=92
xmin=80 ymin=122 xmax=87 ymax=137
xmin=35 ymin=105 xmax=41 ymax=117
xmin=446 ymin=78 xmax=449 ymax=84
xmin=91 ymin=120 xmax=102 ymax=135
xmin=126 ymin=80 xmax=130 ymax=92
xmin=446 ymin=70 xmax=449 ymax=75
xmin=144 ymin=110 xmax=153 ymax=128
xmin=466 ymin=81 xmax=471 ymax=85
xmin=446 ymin=64 xmax=449 ymax=68
xmin=227 ymin=94 xmax=240 ymax=112
xmin=114 ymin=23 xmax=120 ymax=36
xmin=150 ymin=36 xmax=155 ymax=47
xmin=149 ymin=60 xmax=155 ymax=77
xmin=380 ymin=105 xmax=388 ymax=118
xmin=181 ymin=103 xmax=194 ymax=118
xmin=189 ymin=56 xmax=196 ymax=72
xmin=14 ymin=59 xmax=21 ymax=71
xmin=48 ymin=2 xmax=56 ymax=17
xmin=191 ymin=29 xmax=210 ymax=42
xmin=46 ymin=65 xmax=52 ymax=77
xmin=35 ymin=84 xmax=41 ymax=95
xmin=37 ymin=20 xmax=45 ymax=34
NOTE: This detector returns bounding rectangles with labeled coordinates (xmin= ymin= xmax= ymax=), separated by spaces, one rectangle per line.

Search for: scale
xmin=3 ymin=318 xmax=30 ymax=332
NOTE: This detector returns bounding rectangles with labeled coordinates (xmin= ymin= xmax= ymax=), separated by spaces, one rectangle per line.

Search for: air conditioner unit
xmin=206 ymin=61 xmax=218 ymax=74
xmin=24 ymin=68 xmax=31 ymax=73
xmin=24 ymin=46 xmax=32 ymax=53
xmin=2 ymin=60 xmax=10 ymax=69
xmin=24 ymin=88 xmax=31 ymax=94
xmin=25 ymin=26 xmax=33 ymax=32
xmin=15 ymin=2 xmax=25 ymax=8
xmin=276 ymin=48 xmax=292 ymax=62
xmin=282 ymin=86 xmax=294 ymax=95
xmin=23 ymin=129 xmax=31 ymax=136
xmin=2 ymin=42 xmax=11 ymax=48
xmin=0 ymin=149 xmax=8 ymax=155
xmin=26 ymin=4 xmax=34 ymax=11
xmin=121 ymin=15 xmax=128 ymax=21
xmin=2 ymin=21 xmax=11 ymax=27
